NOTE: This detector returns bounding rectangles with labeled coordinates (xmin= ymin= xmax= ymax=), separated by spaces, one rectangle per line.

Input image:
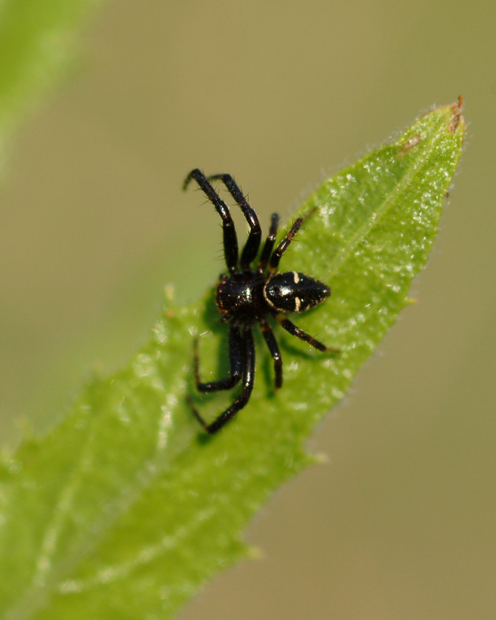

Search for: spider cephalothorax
xmin=184 ymin=169 xmax=337 ymax=433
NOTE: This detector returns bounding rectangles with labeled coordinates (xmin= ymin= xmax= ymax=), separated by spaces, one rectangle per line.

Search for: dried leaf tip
xmin=449 ymin=95 xmax=464 ymax=133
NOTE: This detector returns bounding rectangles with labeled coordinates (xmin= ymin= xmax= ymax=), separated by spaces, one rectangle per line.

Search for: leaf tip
xmin=448 ymin=95 xmax=464 ymax=134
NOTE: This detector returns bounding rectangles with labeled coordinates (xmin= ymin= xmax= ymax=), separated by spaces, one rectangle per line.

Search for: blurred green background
xmin=0 ymin=1 xmax=495 ymax=618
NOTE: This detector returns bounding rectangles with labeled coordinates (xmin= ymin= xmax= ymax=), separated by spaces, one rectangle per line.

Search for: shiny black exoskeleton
xmin=184 ymin=169 xmax=337 ymax=433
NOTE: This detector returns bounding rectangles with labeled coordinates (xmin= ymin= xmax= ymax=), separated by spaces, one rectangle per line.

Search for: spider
xmin=184 ymin=169 xmax=337 ymax=434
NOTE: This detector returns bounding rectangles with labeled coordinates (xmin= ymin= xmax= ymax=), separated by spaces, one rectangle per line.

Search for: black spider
xmin=184 ymin=169 xmax=337 ymax=434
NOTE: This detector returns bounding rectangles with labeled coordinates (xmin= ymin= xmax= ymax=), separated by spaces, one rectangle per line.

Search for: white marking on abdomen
xmin=293 ymin=271 xmax=300 ymax=283
xmin=294 ymin=296 xmax=301 ymax=312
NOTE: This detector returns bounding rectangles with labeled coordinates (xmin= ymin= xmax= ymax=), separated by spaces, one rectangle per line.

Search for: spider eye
xmin=265 ymin=272 xmax=330 ymax=313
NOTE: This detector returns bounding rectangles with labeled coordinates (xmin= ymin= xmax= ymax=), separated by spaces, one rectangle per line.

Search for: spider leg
xmin=268 ymin=217 xmax=304 ymax=273
xmin=193 ymin=322 xmax=243 ymax=392
xmin=275 ymin=313 xmax=339 ymax=353
xmin=268 ymin=207 xmax=317 ymax=273
xmin=257 ymin=213 xmax=279 ymax=273
xmin=208 ymin=174 xmax=261 ymax=270
xmin=190 ymin=325 xmax=255 ymax=434
xmin=259 ymin=318 xmax=283 ymax=388
xmin=183 ymin=169 xmax=238 ymax=274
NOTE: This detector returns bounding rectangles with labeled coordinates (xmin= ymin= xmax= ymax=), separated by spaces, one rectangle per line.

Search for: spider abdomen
xmin=264 ymin=271 xmax=330 ymax=313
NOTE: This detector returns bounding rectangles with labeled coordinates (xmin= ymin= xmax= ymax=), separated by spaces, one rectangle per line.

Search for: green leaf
xmin=0 ymin=0 xmax=100 ymax=170
xmin=0 ymin=101 xmax=465 ymax=620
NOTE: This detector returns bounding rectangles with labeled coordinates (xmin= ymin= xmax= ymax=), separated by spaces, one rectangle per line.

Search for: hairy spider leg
xmin=191 ymin=325 xmax=256 ymax=434
xmin=268 ymin=207 xmax=319 ymax=273
xmin=275 ymin=313 xmax=339 ymax=354
xmin=183 ymin=169 xmax=239 ymax=274
xmin=259 ymin=318 xmax=283 ymax=388
xmin=194 ymin=322 xmax=243 ymax=392
xmin=268 ymin=217 xmax=304 ymax=273
xmin=208 ymin=174 xmax=261 ymax=270
xmin=258 ymin=213 xmax=279 ymax=273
